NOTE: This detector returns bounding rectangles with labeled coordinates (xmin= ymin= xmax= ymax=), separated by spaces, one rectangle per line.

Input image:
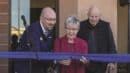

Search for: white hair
xmin=65 ymin=16 xmax=80 ymax=27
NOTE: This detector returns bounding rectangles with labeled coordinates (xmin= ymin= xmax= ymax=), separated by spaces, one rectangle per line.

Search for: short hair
xmin=64 ymin=16 xmax=80 ymax=27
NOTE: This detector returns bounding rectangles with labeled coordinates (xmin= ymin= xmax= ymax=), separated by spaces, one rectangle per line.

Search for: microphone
xmin=21 ymin=15 xmax=28 ymax=28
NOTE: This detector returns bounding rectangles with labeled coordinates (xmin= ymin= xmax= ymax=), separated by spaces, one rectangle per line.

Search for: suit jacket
xmin=78 ymin=19 xmax=116 ymax=73
xmin=15 ymin=21 xmax=55 ymax=73
xmin=17 ymin=21 xmax=55 ymax=52
xmin=78 ymin=19 xmax=116 ymax=54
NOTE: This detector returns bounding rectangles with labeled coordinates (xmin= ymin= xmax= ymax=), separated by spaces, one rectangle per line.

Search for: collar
xmin=62 ymin=36 xmax=78 ymax=44
xmin=87 ymin=19 xmax=101 ymax=29
xmin=40 ymin=21 xmax=48 ymax=33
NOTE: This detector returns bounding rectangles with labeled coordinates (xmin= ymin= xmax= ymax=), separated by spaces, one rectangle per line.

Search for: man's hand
xmin=106 ymin=63 xmax=117 ymax=73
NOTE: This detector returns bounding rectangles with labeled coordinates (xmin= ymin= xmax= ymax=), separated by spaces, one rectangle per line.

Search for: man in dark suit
xmin=15 ymin=7 xmax=56 ymax=73
xmin=78 ymin=6 xmax=117 ymax=73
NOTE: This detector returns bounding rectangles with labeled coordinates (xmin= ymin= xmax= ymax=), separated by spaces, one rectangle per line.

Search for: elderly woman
xmin=54 ymin=16 xmax=89 ymax=73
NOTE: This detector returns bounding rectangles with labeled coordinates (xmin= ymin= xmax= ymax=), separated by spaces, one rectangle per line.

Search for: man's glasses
xmin=43 ymin=17 xmax=56 ymax=21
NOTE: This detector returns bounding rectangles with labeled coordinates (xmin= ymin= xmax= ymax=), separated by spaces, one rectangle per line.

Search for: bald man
xmin=15 ymin=7 xmax=56 ymax=73
xmin=78 ymin=6 xmax=116 ymax=73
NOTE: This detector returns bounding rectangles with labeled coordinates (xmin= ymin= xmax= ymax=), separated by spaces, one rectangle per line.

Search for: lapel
xmin=38 ymin=23 xmax=54 ymax=41
xmin=38 ymin=24 xmax=48 ymax=41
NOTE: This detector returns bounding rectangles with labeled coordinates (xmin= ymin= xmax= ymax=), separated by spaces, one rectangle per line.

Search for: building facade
xmin=0 ymin=0 xmax=129 ymax=73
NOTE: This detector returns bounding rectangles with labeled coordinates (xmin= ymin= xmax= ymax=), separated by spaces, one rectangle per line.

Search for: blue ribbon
xmin=0 ymin=52 xmax=130 ymax=63
xmin=0 ymin=52 xmax=36 ymax=59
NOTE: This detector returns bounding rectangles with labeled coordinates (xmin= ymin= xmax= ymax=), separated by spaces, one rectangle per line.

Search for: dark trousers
xmin=86 ymin=61 xmax=107 ymax=73
xmin=14 ymin=60 xmax=31 ymax=73
xmin=14 ymin=60 xmax=51 ymax=73
xmin=31 ymin=61 xmax=50 ymax=73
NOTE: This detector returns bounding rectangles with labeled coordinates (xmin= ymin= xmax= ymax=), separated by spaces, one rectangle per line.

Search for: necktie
xmin=45 ymin=31 xmax=52 ymax=39
xmin=44 ymin=31 xmax=49 ymax=37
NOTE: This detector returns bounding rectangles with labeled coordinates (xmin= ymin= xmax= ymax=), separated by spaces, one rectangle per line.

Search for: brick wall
xmin=0 ymin=0 xmax=9 ymax=73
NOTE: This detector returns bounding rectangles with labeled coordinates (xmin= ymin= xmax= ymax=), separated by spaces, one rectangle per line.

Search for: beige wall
xmin=59 ymin=0 xmax=78 ymax=37
xmin=77 ymin=0 xmax=117 ymax=47
xmin=117 ymin=0 xmax=128 ymax=53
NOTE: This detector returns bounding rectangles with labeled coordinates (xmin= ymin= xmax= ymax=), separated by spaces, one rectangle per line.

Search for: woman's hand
xmin=80 ymin=56 xmax=89 ymax=64
xmin=58 ymin=59 xmax=71 ymax=66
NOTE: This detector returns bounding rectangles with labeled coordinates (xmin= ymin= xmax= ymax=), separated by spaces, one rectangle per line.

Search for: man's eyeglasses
xmin=43 ymin=17 xmax=56 ymax=21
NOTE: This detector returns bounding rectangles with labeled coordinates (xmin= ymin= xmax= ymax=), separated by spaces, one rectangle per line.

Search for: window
xmin=11 ymin=0 xmax=30 ymax=37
